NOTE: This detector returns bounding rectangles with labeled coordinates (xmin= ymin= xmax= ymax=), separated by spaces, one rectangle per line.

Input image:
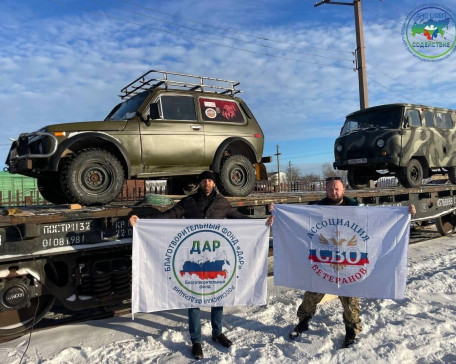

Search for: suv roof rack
xmin=120 ymin=70 xmax=241 ymax=100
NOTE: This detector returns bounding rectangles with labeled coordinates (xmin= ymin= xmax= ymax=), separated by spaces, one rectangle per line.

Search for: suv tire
xmin=347 ymin=170 xmax=369 ymax=189
xmin=397 ymin=159 xmax=423 ymax=188
xmin=37 ymin=172 xmax=70 ymax=204
xmin=217 ymin=155 xmax=256 ymax=197
xmin=61 ymin=149 xmax=125 ymax=205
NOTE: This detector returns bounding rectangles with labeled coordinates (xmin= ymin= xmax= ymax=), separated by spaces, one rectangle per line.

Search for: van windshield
xmin=340 ymin=108 xmax=403 ymax=136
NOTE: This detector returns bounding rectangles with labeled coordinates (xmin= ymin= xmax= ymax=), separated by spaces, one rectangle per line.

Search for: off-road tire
xmin=347 ymin=170 xmax=369 ymax=189
xmin=397 ymin=159 xmax=423 ymax=188
xmin=436 ymin=212 xmax=456 ymax=236
xmin=37 ymin=172 xmax=70 ymax=204
xmin=448 ymin=167 xmax=456 ymax=184
xmin=217 ymin=155 xmax=256 ymax=197
xmin=61 ymin=148 xmax=124 ymax=205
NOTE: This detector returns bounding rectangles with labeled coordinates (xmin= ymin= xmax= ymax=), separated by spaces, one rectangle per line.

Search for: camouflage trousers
xmin=297 ymin=291 xmax=362 ymax=334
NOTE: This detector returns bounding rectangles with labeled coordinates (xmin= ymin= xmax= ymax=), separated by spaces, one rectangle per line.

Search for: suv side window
xmin=158 ymin=95 xmax=197 ymax=121
xmin=406 ymin=109 xmax=421 ymax=127
xmin=199 ymin=98 xmax=245 ymax=123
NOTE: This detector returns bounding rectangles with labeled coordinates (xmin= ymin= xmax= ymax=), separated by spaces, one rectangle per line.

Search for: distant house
xmin=269 ymin=172 xmax=288 ymax=186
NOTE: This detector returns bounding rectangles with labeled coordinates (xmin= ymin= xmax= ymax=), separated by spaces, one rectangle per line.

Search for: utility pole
xmin=288 ymin=161 xmax=293 ymax=182
xmin=314 ymin=0 xmax=368 ymax=110
xmin=275 ymin=145 xmax=281 ymax=188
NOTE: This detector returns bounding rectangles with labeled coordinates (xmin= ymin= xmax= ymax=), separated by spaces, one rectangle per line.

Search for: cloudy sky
xmin=1 ymin=0 xmax=456 ymax=176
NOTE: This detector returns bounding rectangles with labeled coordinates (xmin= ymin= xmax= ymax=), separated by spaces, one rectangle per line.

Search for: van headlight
xmin=376 ymin=139 xmax=385 ymax=148
xmin=336 ymin=144 xmax=343 ymax=152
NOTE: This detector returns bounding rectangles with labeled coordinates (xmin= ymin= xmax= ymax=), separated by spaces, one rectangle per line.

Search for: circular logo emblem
xmin=402 ymin=4 xmax=456 ymax=62
xmin=205 ymin=108 xmax=217 ymax=119
xmin=172 ymin=230 xmax=237 ymax=296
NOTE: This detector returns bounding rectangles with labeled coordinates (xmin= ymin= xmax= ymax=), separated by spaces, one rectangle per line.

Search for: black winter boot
xmin=191 ymin=343 xmax=203 ymax=360
xmin=341 ymin=326 xmax=356 ymax=348
xmin=212 ymin=333 xmax=233 ymax=348
xmin=289 ymin=317 xmax=310 ymax=340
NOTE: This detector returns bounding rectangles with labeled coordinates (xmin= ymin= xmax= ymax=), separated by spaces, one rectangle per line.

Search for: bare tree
xmin=321 ymin=163 xmax=346 ymax=180
xmin=301 ymin=173 xmax=320 ymax=183
xmin=289 ymin=166 xmax=301 ymax=181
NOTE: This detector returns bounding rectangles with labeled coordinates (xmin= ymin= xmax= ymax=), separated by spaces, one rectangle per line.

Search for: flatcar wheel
xmin=0 ymin=295 xmax=55 ymax=336
xmin=435 ymin=213 xmax=456 ymax=236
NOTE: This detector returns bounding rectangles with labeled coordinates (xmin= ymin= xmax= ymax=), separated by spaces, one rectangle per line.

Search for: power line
xmin=89 ymin=0 xmax=354 ymax=62
xmin=115 ymin=0 xmax=353 ymax=55
xmin=46 ymin=0 xmax=355 ymax=69
xmin=281 ymin=150 xmax=334 ymax=159
xmin=366 ymin=75 xmax=415 ymax=103
xmin=46 ymin=0 xmax=419 ymax=101
xmin=367 ymin=63 xmax=398 ymax=83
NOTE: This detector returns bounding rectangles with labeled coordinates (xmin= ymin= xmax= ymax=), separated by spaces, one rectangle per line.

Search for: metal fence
xmin=0 ymin=175 xmax=329 ymax=207
xmin=253 ymin=180 xmax=326 ymax=193
xmin=0 ymin=178 xmax=169 ymax=206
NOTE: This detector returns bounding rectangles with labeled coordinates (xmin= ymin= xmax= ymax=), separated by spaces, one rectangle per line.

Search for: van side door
xmin=402 ymin=108 xmax=427 ymax=166
xmin=432 ymin=111 xmax=454 ymax=167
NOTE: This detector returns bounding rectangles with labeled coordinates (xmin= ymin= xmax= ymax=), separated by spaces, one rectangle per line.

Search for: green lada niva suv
xmin=5 ymin=70 xmax=268 ymax=205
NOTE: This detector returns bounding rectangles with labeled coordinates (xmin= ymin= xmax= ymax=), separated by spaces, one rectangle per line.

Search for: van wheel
xmin=448 ymin=167 xmax=456 ymax=184
xmin=397 ymin=159 xmax=423 ymax=188
xmin=347 ymin=170 xmax=369 ymax=189
xmin=217 ymin=155 xmax=256 ymax=197
xmin=61 ymin=149 xmax=125 ymax=205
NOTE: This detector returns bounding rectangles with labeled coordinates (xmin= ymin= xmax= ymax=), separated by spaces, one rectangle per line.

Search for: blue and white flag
xmin=273 ymin=205 xmax=410 ymax=299
xmin=132 ymin=219 xmax=270 ymax=313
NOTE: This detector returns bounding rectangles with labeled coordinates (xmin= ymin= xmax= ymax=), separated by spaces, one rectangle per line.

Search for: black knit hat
xmin=198 ymin=171 xmax=216 ymax=182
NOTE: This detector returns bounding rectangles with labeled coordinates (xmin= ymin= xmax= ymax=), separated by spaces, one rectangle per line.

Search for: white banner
xmin=132 ymin=219 xmax=270 ymax=313
xmin=273 ymin=205 xmax=410 ymax=299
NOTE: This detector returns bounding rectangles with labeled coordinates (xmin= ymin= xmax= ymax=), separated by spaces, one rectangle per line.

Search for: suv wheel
xmin=37 ymin=172 xmax=70 ymax=204
xmin=217 ymin=155 xmax=255 ymax=197
xmin=347 ymin=170 xmax=369 ymax=189
xmin=397 ymin=159 xmax=423 ymax=188
xmin=61 ymin=149 xmax=125 ymax=205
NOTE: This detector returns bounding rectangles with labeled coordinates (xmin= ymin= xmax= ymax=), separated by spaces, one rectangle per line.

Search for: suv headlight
xmin=336 ymin=144 xmax=343 ymax=152
xmin=376 ymin=139 xmax=385 ymax=148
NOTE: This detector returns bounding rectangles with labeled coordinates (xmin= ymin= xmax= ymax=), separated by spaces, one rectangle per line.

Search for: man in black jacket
xmin=130 ymin=171 xmax=261 ymax=360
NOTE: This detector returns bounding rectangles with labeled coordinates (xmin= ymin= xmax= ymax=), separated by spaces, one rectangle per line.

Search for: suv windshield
xmin=340 ymin=107 xmax=403 ymax=136
xmin=106 ymin=91 xmax=149 ymax=121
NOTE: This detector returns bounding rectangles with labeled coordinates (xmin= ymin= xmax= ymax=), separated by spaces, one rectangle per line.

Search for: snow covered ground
xmin=1 ymin=235 xmax=456 ymax=364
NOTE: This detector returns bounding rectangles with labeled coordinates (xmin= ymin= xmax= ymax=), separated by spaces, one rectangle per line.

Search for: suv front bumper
xmin=5 ymin=132 xmax=58 ymax=174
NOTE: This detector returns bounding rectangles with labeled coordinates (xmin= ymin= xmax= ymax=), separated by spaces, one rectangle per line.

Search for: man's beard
xmin=201 ymin=186 xmax=214 ymax=195
xmin=330 ymin=196 xmax=343 ymax=205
